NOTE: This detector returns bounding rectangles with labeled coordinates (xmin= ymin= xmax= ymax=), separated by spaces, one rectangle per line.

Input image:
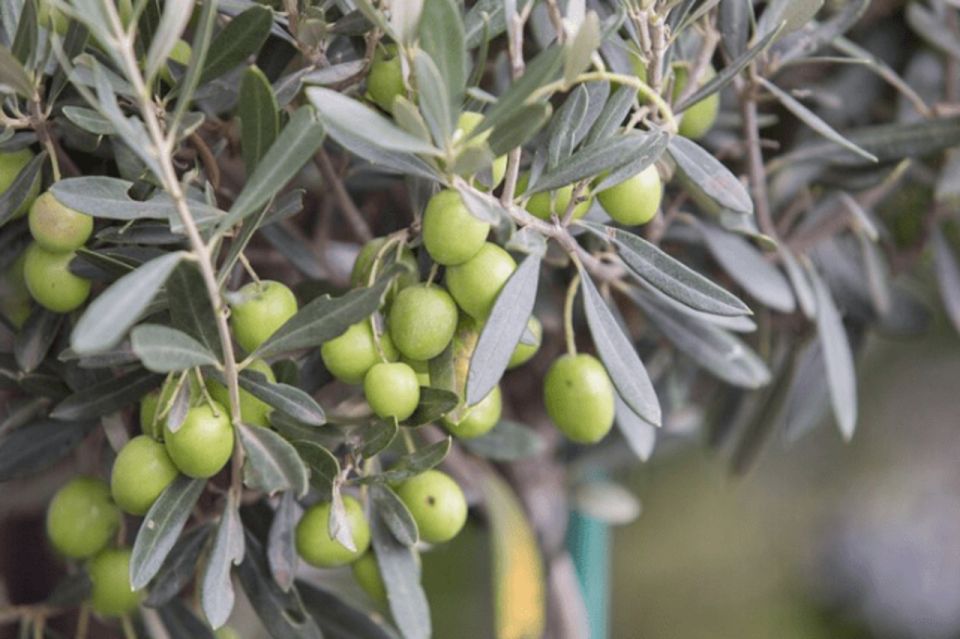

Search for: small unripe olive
xmin=22 ymin=242 xmax=91 ymax=313
xmin=321 ymin=321 xmax=399 ymax=385
xmin=443 ymin=385 xmax=501 ymax=439
xmin=363 ymin=362 xmax=420 ymax=421
xmin=110 ymin=435 xmax=179 ymax=515
xmin=0 ymin=147 xmax=40 ymax=217
xmin=597 ymin=164 xmax=663 ymax=226
xmin=395 ymin=470 xmax=467 ymax=544
xmin=456 ymin=111 xmax=507 ymax=189
xmin=0 ymin=253 xmax=32 ymax=329
xmin=296 ymin=496 xmax=371 ymax=567
xmin=28 ymin=192 xmax=94 ymax=252
xmin=543 ymin=354 xmax=615 ymax=443
xmin=445 ymin=243 xmax=516 ymax=320
xmin=46 ymin=477 xmax=119 ymax=559
xmin=208 ymin=358 xmax=276 ymax=427
xmin=163 ymin=402 xmax=233 ymax=478
xmin=88 ymin=547 xmax=143 ymax=617
xmin=388 ymin=284 xmax=458 ymax=361
xmin=517 ymin=173 xmax=592 ymax=221
xmin=139 ymin=376 xmax=202 ymax=439
xmin=351 ymin=552 xmax=387 ymax=604
xmin=422 ymin=189 xmax=489 ymax=266
xmin=508 ymin=316 xmax=542 ymax=369
xmin=367 ymin=45 xmax=404 ymax=112
xmin=230 ymin=280 xmax=298 ymax=354
xmin=350 ymin=237 xmax=418 ymax=290
xmin=672 ymin=64 xmax=719 ymax=140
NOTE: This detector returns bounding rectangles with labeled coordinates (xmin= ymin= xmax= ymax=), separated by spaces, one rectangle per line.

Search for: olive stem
xmin=74 ymin=604 xmax=89 ymax=639
xmin=425 ymin=263 xmax=440 ymax=286
xmin=401 ymin=427 xmax=416 ymax=454
xmin=237 ymin=253 xmax=261 ymax=285
xmin=120 ymin=615 xmax=138 ymax=639
xmin=563 ymin=273 xmax=581 ymax=356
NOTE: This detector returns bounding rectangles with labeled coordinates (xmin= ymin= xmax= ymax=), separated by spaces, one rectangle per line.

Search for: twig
xmin=737 ymin=73 xmax=777 ymax=238
xmin=314 ymin=149 xmax=373 ymax=241
xmin=188 ymin=132 xmax=221 ymax=190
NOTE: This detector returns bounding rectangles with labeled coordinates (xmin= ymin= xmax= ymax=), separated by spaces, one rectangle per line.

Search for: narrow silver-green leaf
xmin=238 ymin=65 xmax=279 ymax=174
xmin=235 ymin=370 xmax=325 ymax=426
xmin=0 ymin=45 xmax=34 ymax=97
xmin=668 ymin=136 xmax=753 ymax=216
xmin=461 ymin=420 xmax=546 ymax=461
xmin=412 ymin=50 xmax=453 ymax=147
xmin=131 ymin=477 xmax=206 ymax=589
xmin=131 ymin=324 xmax=220 ymax=372
xmin=372 ymin=511 xmax=430 ymax=639
xmin=50 ymin=177 xmax=223 ymax=221
xmin=614 ymin=395 xmax=656 ymax=462
xmin=237 ymin=423 xmax=310 ymax=497
xmin=201 ymin=5 xmax=272 ymax=82
xmin=50 ymin=369 xmax=160 ymax=420
xmin=371 ymin=483 xmax=419 ymax=546
xmin=201 ymin=492 xmax=244 ymax=629
xmin=419 ymin=0 xmax=466 ymax=110
xmin=144 ymin=0 xmax=193 ymax=81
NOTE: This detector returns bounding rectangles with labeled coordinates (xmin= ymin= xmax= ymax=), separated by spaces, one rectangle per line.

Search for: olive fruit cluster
xmin=22 ymin=190 xmax=94 ymax=313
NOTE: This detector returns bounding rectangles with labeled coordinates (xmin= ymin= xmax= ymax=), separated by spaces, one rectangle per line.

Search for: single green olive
xmin=672 ymin=64 xmax=719 ymax=140
xmin=596 ymin=164 xmax=663 ymax=226
xmin=443 ymin=385 xmax=501 ymax=439
xmin=367 ymin=45 xmax=404 ymax=112
xmin=163 ymin=402 xmax=233 ymax=478
xmin=139 ymin=375 xmax=202 ymax=439
xmin=349 ymin=237 xmax=418 ymax=290
xmin=422 ymin=189 xmax=490 ymax=266
xmin=0 ymin=253 xmax=32 ymax=329
xmin=208 ymin=358 xmax=276 ymax=427
xmin=229 ymin=280 xmax=298 ymax=354
xmin=88 ymin=547 xmax=143 ymax=617
xmin=395 ymin=470 xmax=467 ymax=544
xmin=46 ymin=477 xmax=119 ymax=559
xmin=28 ymin=192 xmax=94 ymax=252
xmin=22 ymin=242 xmax=91 ymax=313
xmin=321 ymin=321 xmax=399 ymax=385
xmin=456 ymin=111 xmax=507 ymax=189
xmin=445 ymin=243 xmax=516 ymax=320
xmin=388 ymin=284 xmax=458 ymax=361
xmin=508 ymin=316 xmax=542 ymax=369
xmin=363 ymin=362 xmax=420 ymax=421
xmin=110 ymin=435 xmax=179 ymax=516
xmin=351 ymin=552 xmax=387 ymax=604
xmin=295 ymin=496 xmax=371 ymax=568
xmin=0 ymin=147 xmax=40 ymax=218
xmin=543 ymin=353 xmax=615 ymax=443
xmin=517 ymin=173 xmax=593 ymax=221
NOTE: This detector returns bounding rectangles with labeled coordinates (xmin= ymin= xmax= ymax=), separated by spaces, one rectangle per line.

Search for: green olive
xmin=229 ymin=280 xmax=298 ymax=354
xmin=350 ymin=237 xmax=418 ymax=290
xmin=388 ymin=284 xmax=458 ymax=360
xmin=139 ymin=375 xmax=202 ymax=439
xmin=163 ymin=402 xmax=234 ymax=478
xmin=208 ymin=358 xmax=276 ymax=427
xmin=296 ymin=496 xmax=371 ymax=567
xmin=672 ymin=64 xmax=719 ymax=140
xmin=351 ymin=552 xmax=387 ymax=604
xmin=321 ymin=321 xmax=399 ymax=385
xmin=596 ymin=164 xmax=663 ymax=226
xmin=46 ymin=477 xmax=119 ymax=559
xmin=0 ymin=147 xmax=40 ymax=217
xmin=422 ymin=189 xmax=490 ymax=266
xmin=508 ymin=316 xmax=542 ymax=369
xmin=367 ymin=45 xmax=404 ymax=112
xmin=456 ymin=111 xmax=507 ymax=189
xmin=445 ymin=243 xmax=516 ymax=320
xmin=517 ymin=173 xmax=593 ymax=221
xmin=0 ymin=253 xmax=32 ymax=329
xmin=363 ymin=362 xmax=420 ymax=421
xmin=88 ymin=547 xmax=143 ymax=617
xmin=443 ymin=385 xmax=501 ymax=439
xmin=110 ymin=435 xmax=179 ymax=515
xmin=22 ymin=242 xmax=91 ymax=313
xmin=395 ymin=470 xmax=467 ymax=544
xmin=28 ymin=192 xmax=94 ymax=252
xmin=543 ymin=354 xmax=615 ymax=443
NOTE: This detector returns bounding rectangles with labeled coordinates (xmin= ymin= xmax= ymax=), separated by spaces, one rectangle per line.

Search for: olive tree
xmin=0 ymin=0 xmax=959 ymax=637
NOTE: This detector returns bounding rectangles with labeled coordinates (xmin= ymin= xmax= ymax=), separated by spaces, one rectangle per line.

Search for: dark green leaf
xmin=299 ymin=582 xmax=400 ymax=639
xmin=202 ymin=6 xmax=272 ymax=82
xmin=131 ymin=477 xmax=206 ymax=589
xmin=12 ymin=0 xmax=38 ymax=66
xmin=0 ymin=45 xmax=34 ymax=97
xmin=371 ymin=438 xmax=451 ymax=484
xmin=238 ymin=65 xmax=280 ymax=174
xmin=235 ymin=369 xmax=325 ymax=426
xmin=167 ymin=263 xmax=222 ymax=358
xmin=461 ymin=420 xmax=546 ymax=461
xmin=0 ymin=150 xmax=45 ymax=227
xmin=71 ymin=251 xmax=185 ymax=354
xmin=50 ymin=369 xmax=161 ymax=420
xmin=371 ymin=511 xmax=430 ymax=639
xmin=14 ymin=308 xmax=62 ymax=373
xmin=402 ymin=387 xmax=460 ymax=427
xmin=476 ymin=46 xmax=564 ymax=137
xmin=585 ymin=85 xmax=635 ymax=145
xmin=370 ymin=484 xmax=418 ymax=546
xmin=292 ymin=440 xmax=339 ymax=500
xmin=488 ymin=102 xmax=553 ymax=157
xmin=157 ymin=598 xmax=217 ymax=639
xmin=131 ymin=324 xmax=220 ymax=372
xmin=238 ymin=423 xmax=310 ymax=497
xmin=0 ymin=419 xmax=96 ymax=482
xmin=144 ymin=524 xmax=212 ymax=607
xmin=466 ymin=255 xmax=541 ymax=405
xmin=668 ymin=136 xmax=753 ymax=216
xmin=201 ymin=492 xmax=245 ymax=629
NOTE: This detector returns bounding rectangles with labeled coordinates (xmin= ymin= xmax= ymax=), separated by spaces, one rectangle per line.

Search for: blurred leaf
xmin=144 ymin=524 xmax=212 ymax=607
xmin=302 ymin=60 xmax=366 ymax=85
xmin=131 ymin=324 xmax=220 ymax=372
xmin=505 ymin=226 xmax=548 ymax=257
xmin=776 ymin=0 xmax=869 ymax=63
xmin=168 ymin=0 xmax=217 ymax=130
xmin=51 ymin=369 xmax=160 ymax=420
xmin=254 ymin=266 xmax=405 ymax=358
xmin=371 ymin=508 xmax=430 ymax=639
xmin=44 ymin=572 xmax=92 ymax=608
xmin=71 ymin=251 xmax=185 ymax=354
xmin=0 ymin=150 xmax=44 ymax=227
xmin=202 ymin=6 xmax=272 ymax=82
xmin=614 ymin=395 xmax=656 ymax=462
xmin=578 ymin=270 xmax=661 ymax=426
xmin=572 ymin=480 xmax=641 ymax=524
xmin=461 ymin=420 xmax=546 ymax=461
xmin=466 ymin=255 xmax=541 ymax=405
xmin=299 ymin=582 xmax=401 ymax=639
xmin=580 ymin=222 xmax=751 ymax=317
xmin=719 ymin=0 xmax=750 ymax=58
xmin=370 ymin=438 xmax=451 ymax=484
xmin=14 ymin=308 xmax=62 ymax=373
xmin=371 ymin=483 xmax=419 ymax=546
xmin=564 ymin=11 xmax=600 ymax=86
xmin=757 ymin=0 xmax=823 ymax=39
xmin=62 ymin=106 xmax=117 ymax=134
xmin=780 ymin=246 xmax=816 ymax=319
xmin=131 ymin=477 xmax=206 ymax=589
xmin=12 ymin=0 xmax=37 ymax=66
xmin=698 ymin=223 xmax=796 ymax=313
xmin=420 ymin=0 xmax=466 ymax=110
xmin=144 ymin=0 xmax=193 ymax=81
xmin=932 ymin=226 xmax=960 ymax=335
xmin=668 ymin=136 xmax=753 ymax=216
xmin=0 ymin=419 xmax=96 ymax=482
xmin=488 ymin=101 xmax=553 ymax=157
xmin=0 ymin=45 xmax=34 ymax=97
xmin=50 ymin=177 xmax=222 ymax=221
xmin=906 ymin=2 xmax=960 ymax=60
xmin=167 ymin=263 xmax=223 ymax=358
xmin=157 ymin=598 xmax=217 ymax=639
xmin=233 ymin=369 xmax=326 ymax=426
xmin=239 ymin=65 xmax=279 ymax=174
xmin=479 ymin=469 xmax=545 ymax=639
xmin=201 ymin=492 xmax=245 ymax=629
xmin=403 ymin=387 xmax=460 ymax=427
xmin=267 ymin=492 xmax=299 ymax=591
xmin=477 ymin=46 xmax=564 ymax=137
xmin=464 ymin=0 xmax=533 ymax=47
xmin=807 ymin=264 xmax=857 ymax=440
xmin=222 ymin=106 xmax=324 ymax=229
xmin=238 ymin=423 xmax=310 ymax=497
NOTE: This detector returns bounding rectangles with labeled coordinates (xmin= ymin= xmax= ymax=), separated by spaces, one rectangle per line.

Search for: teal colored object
xmin=567 ymin=508 xmax=610 ymax=639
